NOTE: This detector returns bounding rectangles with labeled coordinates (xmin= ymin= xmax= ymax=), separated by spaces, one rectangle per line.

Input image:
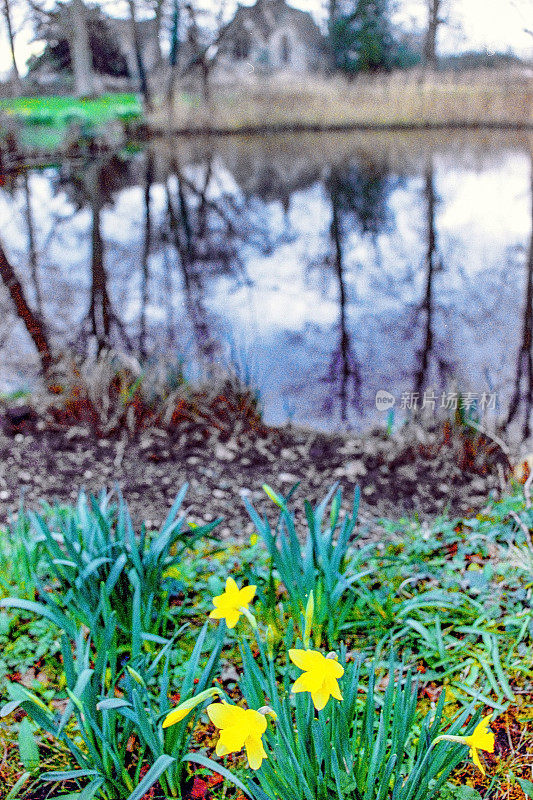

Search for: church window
xmin=234 ymin=36 xmax=250 ymax=60
xmin=280 ymin=34 xmax=291 ymax=64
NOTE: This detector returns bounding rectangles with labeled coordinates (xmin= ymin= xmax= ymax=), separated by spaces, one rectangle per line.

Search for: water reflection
xmin=0 ymin=130 xmax=532 ymax=432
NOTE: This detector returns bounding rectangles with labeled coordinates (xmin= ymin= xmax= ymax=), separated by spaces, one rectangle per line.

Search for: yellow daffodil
xmin=162 ymin=688 xmax=221 ymax=729
xmin=209 ymin=577 xmax=256 ymax=629
xmin=289 ymin=648 xmax=344 ymax=711
xmin=433 ymin=715 xmax=495 ymax=776
xmin=207 ymin=702 xmax=271 ymax=770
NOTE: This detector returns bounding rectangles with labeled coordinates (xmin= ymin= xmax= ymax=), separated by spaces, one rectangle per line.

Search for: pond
xmin=0 ymin=130 xmax=532 ymax=433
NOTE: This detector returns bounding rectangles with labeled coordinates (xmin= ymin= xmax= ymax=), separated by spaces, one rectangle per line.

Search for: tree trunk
xmin=23 ymin=172 xmax=44 ymax=326
xmin=329 ymin=170 xmax=361 ymax=421
xmin=85 ymin=165 xmax=111 ymax=351
xmin=63 ymin=0 xmax=97 ymax=97
xmin=424 ymin=0 xmax=440 ymax=68
xmin=139 ymin=152 xmax=154 ymax=358
xmin=166 ymin=0 xmax=180 ymax=104
xmin=127 ymin=0 xmax=151 ymax=108
xmin=3 ymin=0 xmax=22 ymax=92
xmin=506 ymin=167 xmax=533 ymax=436
xmin=414 ymin=162 xmax=437 ymax=394
xmin=0 ymin=241 xmax=52 ymax=373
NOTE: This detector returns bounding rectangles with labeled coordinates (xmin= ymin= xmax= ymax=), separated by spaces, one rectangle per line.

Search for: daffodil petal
xmin=324 ymin=676 xmax=343 ymax=702
xmin=207 ymin=703 xmax=244 ymax=729
xmin=225 ymin=608 xmax=241 ymax=628
xmin=470 ymin=747 xmax=486 ymax=776
xmin=326 ymin=660 xmax=345 ymax=680
xmin=216 ymin=739 xmax=230 ymax=757
xmin=246 ymin=735 xmax=267 ymax=770
xmin=289 ymin=648 xmax=327 ymax=671
xmin=225 ymin=577 xmax=239 ymax=594
xmin=238 ymin=585 xmax=256 ymax=605
xmin=473 ymin=716 xmax=495 ymax=752
xmin=291 ymin=671 xmax=322 ymax=694
xmin=311 ymin=685 xmax=331 ymax=711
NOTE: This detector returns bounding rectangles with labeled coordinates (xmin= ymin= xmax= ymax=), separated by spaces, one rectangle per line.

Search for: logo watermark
xmin=375 ymin=390 xmax=396 ymax=411
xmin=375 ymin=390 xmax=498 ymax=413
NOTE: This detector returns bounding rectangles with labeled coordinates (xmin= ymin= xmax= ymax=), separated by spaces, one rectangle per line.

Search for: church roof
xmin=222 ymin=0 xmax=324 ymax=47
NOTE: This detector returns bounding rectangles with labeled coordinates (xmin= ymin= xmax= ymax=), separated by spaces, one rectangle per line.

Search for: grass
xmin=0 ymin=93 xmax=143 ymax=152
xmin=152 ymin=68 xmax=533 ymax=133
xmin=0 ymin=94 xmax=142 ymax=126
xmin=0 ymin=479 xmax=532 ymax=798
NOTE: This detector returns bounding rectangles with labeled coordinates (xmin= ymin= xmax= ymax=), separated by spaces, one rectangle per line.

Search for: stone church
xmin=218 ymin=0 xmax=326 ymax=74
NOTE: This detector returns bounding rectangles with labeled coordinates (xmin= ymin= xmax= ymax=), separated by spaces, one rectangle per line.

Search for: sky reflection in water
xmin=0 ymin=130 xmax=531 ymax=432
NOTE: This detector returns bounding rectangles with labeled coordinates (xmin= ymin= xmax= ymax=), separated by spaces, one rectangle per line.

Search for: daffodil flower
xmin=289 ymin=648 xmax=344 ymax=711
xmin=433 ymin=715 xmax=495 ymax=775
xmin=209 ymin=577 xmax=256 ymax=629
xmin=207 ymin=702 xmax=274 ymax=770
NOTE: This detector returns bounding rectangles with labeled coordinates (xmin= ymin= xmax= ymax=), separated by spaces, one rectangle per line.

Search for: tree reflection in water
xmin=0 ymin=133 xmax=531 ymax=432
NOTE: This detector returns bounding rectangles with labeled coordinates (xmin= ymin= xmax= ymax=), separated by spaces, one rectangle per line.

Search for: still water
xmin=1 ymin=130 xmax=532 ymax=432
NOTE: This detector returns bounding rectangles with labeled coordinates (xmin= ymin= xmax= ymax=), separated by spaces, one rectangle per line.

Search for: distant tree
xmin=61 ymin=0 xmax=99 ymax=96
xmin=2 ymin=0 xmax=22 ymax=90
xmin=510 ymin=0 xmax=533 ymax=39
xmin=328 ymin=0 xmax=396 ymax=73
xmin=126 ymin=0 xmax=151 ymax=107
xmin=167 ymin=0 xmax=183 ymax=102
xmin=179 ymin=0 xmax=231 ymax=103
xmin=28 ymin=4 xmax=129 ymax=80
xmin=424 ymin=0 xmax=443 ymax=67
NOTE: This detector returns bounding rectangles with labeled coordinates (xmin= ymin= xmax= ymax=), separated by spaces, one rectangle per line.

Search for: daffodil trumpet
xmin=162 ymin=687 xmax=224 ymax=729
xmin=431 ymin=715 xmax=495 ymax=776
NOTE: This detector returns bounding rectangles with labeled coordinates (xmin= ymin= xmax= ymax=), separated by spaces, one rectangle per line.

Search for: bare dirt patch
xmin=0 ymin=411 xmax=511 ymax=533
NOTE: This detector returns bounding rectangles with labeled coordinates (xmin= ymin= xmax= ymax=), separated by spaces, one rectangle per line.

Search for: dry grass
xmin=150 ymin=68 xmax=533 ymax=133
xmin=40 ymin=351 xmax=265 ymax=438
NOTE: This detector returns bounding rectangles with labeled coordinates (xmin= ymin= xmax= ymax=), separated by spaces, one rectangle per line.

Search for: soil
xmin=0 ymin=410 xmax=515 ymax=535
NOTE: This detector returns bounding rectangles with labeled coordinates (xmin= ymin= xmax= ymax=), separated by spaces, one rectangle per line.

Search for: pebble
xmin=215 ymin=443 xmax=236 ymax=461
xmin=279 ymin=472 xmax=299 ymax=483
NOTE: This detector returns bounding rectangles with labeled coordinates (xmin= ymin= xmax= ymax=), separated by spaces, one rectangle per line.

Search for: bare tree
xmin=414 ymin=161 xmax=438 ymax=394
xmin=127 ymin=0 xmax=152 ymax=107
xmin=60 ymin=0 xmax=99 ymax=96
xmin=167 ymin=0 xmax=182 ymax=103
xmin=139 ymin=151 xmax=153 ymax=357
xmin=510 ymin=0 xmax=533 ymax=39
xmin=3 ymin=0 xmax=22 ymax=91
xmin=424 ymin=0 xmax=445 ymax=67
xmin=180 ymin=0 xmax=231 ymax=104
xmin=325 ymin=169 xmax=362 ymax=422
